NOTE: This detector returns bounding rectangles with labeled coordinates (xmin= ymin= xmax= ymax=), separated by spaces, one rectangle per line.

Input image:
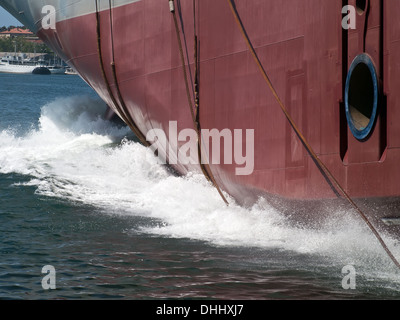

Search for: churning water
xmin=0 ymin=73 xmax=399 ymax=300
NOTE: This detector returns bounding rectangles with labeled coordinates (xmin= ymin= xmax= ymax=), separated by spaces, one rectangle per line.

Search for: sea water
xmin=0 ymin=73 xmax=399 ymax=300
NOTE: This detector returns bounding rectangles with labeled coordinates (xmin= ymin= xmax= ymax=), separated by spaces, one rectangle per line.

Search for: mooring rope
xmin=95 ymin=0 xmax=148 ymax=146
xmin=225 ymin=0 xmax=400 ymax=269
xmin=107 ymin=0 xmax=148 ymax=145
xmin=169 ymin=0 xmax=229 ymax=205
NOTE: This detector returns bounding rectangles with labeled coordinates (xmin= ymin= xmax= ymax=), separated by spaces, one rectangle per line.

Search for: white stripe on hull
xmin=0 ymin=0 xmax=141 ymax=33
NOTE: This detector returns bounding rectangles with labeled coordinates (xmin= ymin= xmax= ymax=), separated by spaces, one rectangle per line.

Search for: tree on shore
xmin=0 ymin=25 xmax=52 ymax=54
xmin=0 ymin=37 xmax=51 ymax=53
xmin=0 ymin=25 xmax=27 ymax=31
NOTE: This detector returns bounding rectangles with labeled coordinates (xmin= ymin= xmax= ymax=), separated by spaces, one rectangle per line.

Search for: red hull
xmin=4 ymin=0 xmax=400 ymax=234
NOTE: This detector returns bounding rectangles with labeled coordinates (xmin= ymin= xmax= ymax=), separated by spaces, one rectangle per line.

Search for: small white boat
xmin=47 ymin=65 xmax=66 ymax=74
xmin=0 ymin=57 xmax=37 ymax=74
xmin=65 ymin=68 xmax=78 ymax=75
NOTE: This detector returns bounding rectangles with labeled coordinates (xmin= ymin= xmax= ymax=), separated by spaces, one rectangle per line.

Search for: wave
xmin=1 ymin=95 xmax=399 ymax=281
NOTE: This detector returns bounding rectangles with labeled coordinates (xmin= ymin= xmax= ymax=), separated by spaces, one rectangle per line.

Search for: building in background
xmin=0 ymin=27 xmax=33 ymax=38
xmin=0 ymin=27 xmax=40 ymax=42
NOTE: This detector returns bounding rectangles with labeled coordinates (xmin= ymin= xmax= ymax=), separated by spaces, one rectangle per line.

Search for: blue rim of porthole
xmin=345 ymin=53 xmax=379 ymax=141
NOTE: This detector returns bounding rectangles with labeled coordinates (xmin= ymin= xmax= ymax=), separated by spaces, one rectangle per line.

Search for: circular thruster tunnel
xmin=345 ymin=53 xmax=380 ymax=141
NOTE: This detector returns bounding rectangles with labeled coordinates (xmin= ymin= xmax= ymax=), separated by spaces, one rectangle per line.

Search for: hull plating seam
xmin=170 ymin=0 xmax=229 ymax=205
xmin=95 ymin=0 xmax=148 ymax=145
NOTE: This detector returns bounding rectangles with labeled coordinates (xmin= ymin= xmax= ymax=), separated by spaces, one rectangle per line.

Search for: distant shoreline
xmin=0 ymin=52 xmax=45 ymax=58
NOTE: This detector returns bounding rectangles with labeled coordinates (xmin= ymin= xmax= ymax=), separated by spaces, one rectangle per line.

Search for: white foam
xmin=1 ymin=96 xmax=400 ymax=281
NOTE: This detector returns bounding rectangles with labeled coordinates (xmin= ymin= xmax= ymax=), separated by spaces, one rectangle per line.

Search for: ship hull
xmin=2 ymin=0 xmax=400 ymax=237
